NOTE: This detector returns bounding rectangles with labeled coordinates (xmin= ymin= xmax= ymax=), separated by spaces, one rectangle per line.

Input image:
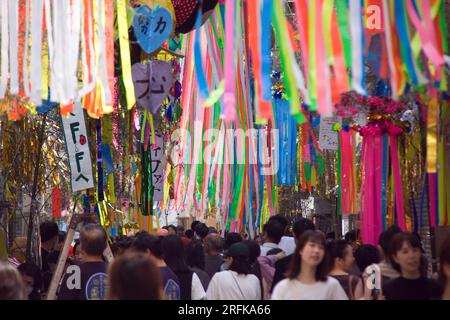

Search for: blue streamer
xmin=260 ymin=0 xmax=273 ymax=101
xmin=381 ymin=134 xmax=388 ymax=230
xmin=394 ymin=0 xmax=419 ymax=84
xmin=194 ymin=0 xmax=209 ymax=99
xmin=256 ymin=126 xmax=264 ymax=229
xmin=274 ymin=99 xmax=297 ymax=186
xmin=101 ymin=144 xmax=115 ymax=174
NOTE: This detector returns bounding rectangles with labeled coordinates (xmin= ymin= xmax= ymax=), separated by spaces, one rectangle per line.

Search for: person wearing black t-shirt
xmin=131 ymin=231 xmax=181 ymax=300
xmin=39 ymin=221 xmax=59 ymax=273
xmin=58 ymin=224 xmax=109 ymax=300
xmin=383 ymin=232 xmax=442 ymax=300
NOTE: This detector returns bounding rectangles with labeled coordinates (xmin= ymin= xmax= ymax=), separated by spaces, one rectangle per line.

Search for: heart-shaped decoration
xmin=132 ymin=60 xmax=173 ymax=114
xmin=133 ymin=5 xmax=173 ymax=54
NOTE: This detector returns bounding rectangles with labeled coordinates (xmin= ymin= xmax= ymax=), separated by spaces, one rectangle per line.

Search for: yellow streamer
xmin=427 ymin=96 xmax=438 ymax=173
xmin=117 ymin=0 xmax=136 ymax=110
xmin=323 ymin=0 xmax=335 ymax=66
xmin=107 ymin=174 xmax=115 ymax=204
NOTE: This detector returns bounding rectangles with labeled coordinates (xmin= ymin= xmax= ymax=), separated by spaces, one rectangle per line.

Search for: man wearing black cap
xmin=39 ymin=221 xmax=60 ymax=273
xmin=206 ymin=242 xmax=261 ymax=300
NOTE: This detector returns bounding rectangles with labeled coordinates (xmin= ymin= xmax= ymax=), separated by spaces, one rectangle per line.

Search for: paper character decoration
xmin=132 ymin=60 xmax=173 ymax=114
xmin=171 ymin=0 xmax=218 ymax=33
xmin=318 ymin=116 xmax=342 ymax=151
xmin=133 ymin=4 xmax=173 ymax=54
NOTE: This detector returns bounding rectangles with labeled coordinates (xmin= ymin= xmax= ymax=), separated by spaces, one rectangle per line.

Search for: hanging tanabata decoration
xmin=61 ymin=101 xmax=95 ymax=192
xmin=132 ymin=60 xmax=173 ymax=114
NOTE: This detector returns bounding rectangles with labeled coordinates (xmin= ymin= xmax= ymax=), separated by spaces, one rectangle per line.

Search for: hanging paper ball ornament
xmin=171 ymin=0 xmax=219 ymax=34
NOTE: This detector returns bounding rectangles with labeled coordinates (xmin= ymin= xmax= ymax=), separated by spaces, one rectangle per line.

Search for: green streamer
xmin=272 ymin=0 xmax=306 ymax=123
xmin=318 ymin=154 xmax=325 ymax=175
xmin=335 ymin=0 xmax=352 ymax=82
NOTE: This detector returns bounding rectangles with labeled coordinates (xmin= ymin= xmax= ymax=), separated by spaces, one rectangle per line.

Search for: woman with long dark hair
xmin=271 ymin=230 xmax=348 ymax=300
xmin=206 ymin=242 xmax=261 ymax=300
xmin=326 ymin=240 xmax=358 ymax=299
xmin=383 ymin=232 xmax=442 ymax=300
xmin=162 ymin=235 xmax=205 ymax=300
xmin=185 ymin=240 xmax=210 ymax=290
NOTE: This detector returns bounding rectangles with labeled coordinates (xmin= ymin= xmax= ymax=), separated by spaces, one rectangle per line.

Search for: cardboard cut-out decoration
xmin=133 ymin=5 xmax=173 ymax=53
xmin=171 ymin=0 xmax=219 ymax=34
xmin=132 ymin=60 xmax=173 ymax=114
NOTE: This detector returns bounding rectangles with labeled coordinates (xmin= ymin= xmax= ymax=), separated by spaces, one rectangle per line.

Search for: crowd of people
xmin=1 ymin=215 xmax=450 ymax=300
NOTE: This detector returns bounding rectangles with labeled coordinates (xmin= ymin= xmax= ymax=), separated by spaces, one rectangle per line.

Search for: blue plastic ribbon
xmin=274 ymin=99 xmax=297 ymax=186
xmin=36 ymin=89 xmax=56 ymax=114
xmin=260 ymin=0 xmax=273 ymax=101
xmin=256 ymin=126 xmax=264 ymax=229
xmin=194 ymin=0 xmax=209 ymax=99
xmin=395 ymin=0 xmax=419 ymax=84
xmin=101 ymin=144 xmax=115 ymax=174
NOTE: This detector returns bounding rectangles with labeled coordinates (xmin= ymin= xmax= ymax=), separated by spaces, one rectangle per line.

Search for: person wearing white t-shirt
xmin=260 ymin=220 xmax=284 ymax=256
xmin=206 ymin=242 xmax=261 ymax=300
xmin=272 ymin=230 xmax=348 ymax=300
xmin=267 ymin=215 xmax=296 ymax=255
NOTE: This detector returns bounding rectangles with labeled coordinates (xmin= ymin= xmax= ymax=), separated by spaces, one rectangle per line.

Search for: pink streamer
xmin=222 ymin=0 xmax=237 ymax=121
xmin=360 ymin=134 xmax=383 ymax=245
xmin=314 ymin=0 xmax=332 ymax=116
xmin=406 ymin=0 xmax=444 ymax=80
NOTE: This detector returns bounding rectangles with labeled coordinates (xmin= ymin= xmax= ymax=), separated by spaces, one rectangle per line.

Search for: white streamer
xmin=96 ymin=0 xmax=112 ymax=105
xmin=8 ymin=0 xmax=19 ymax=95
xmin=67 ymin=0 xmax=81 ymax=102
xmin=0 ymin=0 xmax=9 ymax=99
xmin=350 ymin=0 xmax=366 ymax=95
xmin=30 ymin=0 xmax=44 ymax=105
xmin=50 ymin=0 xmax=63 ymax=102
xmin=44 ymin=0 xmax=55 ymax=97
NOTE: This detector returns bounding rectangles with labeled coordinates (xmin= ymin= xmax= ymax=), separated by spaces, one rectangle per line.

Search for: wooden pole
xmin=46 ymin=213 xmax=80 ymax=300
xmin=46 ymin=213 xmax=114 ymax=300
